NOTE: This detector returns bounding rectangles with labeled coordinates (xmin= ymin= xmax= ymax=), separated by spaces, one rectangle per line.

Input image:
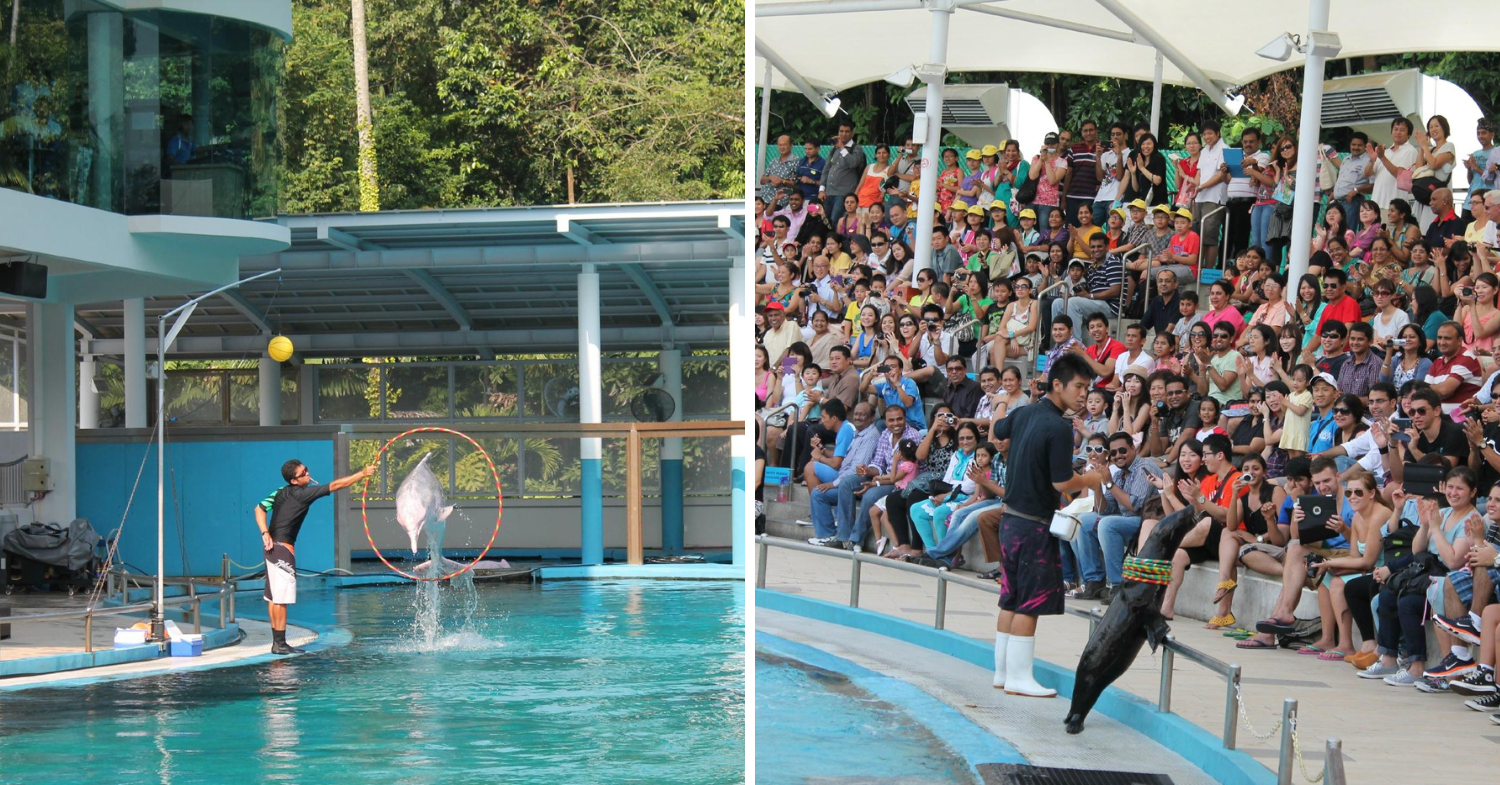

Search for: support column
xmin=27 ymin=303 xmax=77 ymax=524
xmin=658 ymin=347 xmax=684 ymax=555
xmin=86 ymin=11 xmax=123 ymax=212
xmin=1149 ymin=51 xmax=1164 ymax=137
xmin=298 ymin=363 xmax=316 ymax=425
xmin=912 ymin=5 xmax=953 ymax=275
xmin=124 ymin=299 xmax=146 ymax=428
xmin=79 ymin=356 xmax=99 ymax=429
xmin=1286 ymin=0 xmax=1333 ymax=288
xmin=755 ymin=59 xmax=773 ymax=184
xmin=578 ymin=264 xmax=604 ymax=564
xmin=729 ymin=256 xmax=749 ymax=567
xmin=259 ymin=352 xmax=281 ymax=426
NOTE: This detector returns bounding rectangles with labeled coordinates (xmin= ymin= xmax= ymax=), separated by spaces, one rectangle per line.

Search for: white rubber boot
xmin=992 ymin=632 xmax=1010 ymax=688
xmin=1003 ymin=635 xmax=1056 ymax=698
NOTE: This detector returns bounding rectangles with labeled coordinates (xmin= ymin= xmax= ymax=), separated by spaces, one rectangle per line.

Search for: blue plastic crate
xmin=1198 ymin=268 xmax=1224 ymax=286
xmin=763 ymin=466 xmax=791 ymax=486
xmin=169 ymin=638 xmax=204 ymax=657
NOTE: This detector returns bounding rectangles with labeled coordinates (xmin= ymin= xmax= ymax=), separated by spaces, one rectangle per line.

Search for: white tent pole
xmin=754 ymin=38 xmax=838 ymax=118
xmin=1092 ymin=0 xmax=1241 ymax=117
xmin=1286 ymin=0 xmax=1332 ymax=288
xmin=1150 ymin=50 xmax=1163 ymax=137
xmin=756 ymin=59 xmax=773 ymax=184
xmin=912 ymin=4 xmax=953 ymax=276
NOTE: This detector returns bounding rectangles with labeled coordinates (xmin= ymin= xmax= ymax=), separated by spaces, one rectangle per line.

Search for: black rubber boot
xmin=270 ymin=628 xmax=296 ymax=655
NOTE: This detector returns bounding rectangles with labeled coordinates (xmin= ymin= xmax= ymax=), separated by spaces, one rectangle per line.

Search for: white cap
xmin=1311 ymin=372 xmax=1338 ymax=388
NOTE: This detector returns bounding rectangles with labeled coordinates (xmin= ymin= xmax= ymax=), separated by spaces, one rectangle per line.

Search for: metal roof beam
xmin=220 ymin=289 xmax=274 ymax=335
xmin=316 ymin=225 xmax=376 ymax=253
xmin=276 ymin=201 xmax=741 ymax=231
xmin=402 ymin=269 xmax=475 ymax=331
xmin=718 ymin=213 xmax=744 ymax=241
xmin=240 ymin=240 xmax=737 ymax=272
xmin=556 ymin=217 xmax=604 ymax=246
xmin=81 ymin=325 xmax=728 ymax=358
xmin=74 ymin=316 xmax=102 ymax=339
xmin=618 ymin=265 xmax=675 ymax=329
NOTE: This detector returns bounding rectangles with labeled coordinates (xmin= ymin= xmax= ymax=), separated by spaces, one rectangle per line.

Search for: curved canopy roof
xmin=756 ymin=0 xmax=1499 ymax=100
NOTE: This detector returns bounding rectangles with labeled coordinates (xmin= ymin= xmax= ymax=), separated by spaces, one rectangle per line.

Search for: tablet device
xmin=1296 ymin=494 xmax=1337 ymax=542
xmin=1224 ymin=148 xmax=1245 ymax=179
xmin=1403 ymin=463 xmax=1444 ymax=498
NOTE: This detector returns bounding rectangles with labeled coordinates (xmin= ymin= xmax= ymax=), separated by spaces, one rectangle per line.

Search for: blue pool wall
xmin=77 ymin=438 xmax=337 ymax=575
xmin=757 ymin=589 xmax=1275 ymax=785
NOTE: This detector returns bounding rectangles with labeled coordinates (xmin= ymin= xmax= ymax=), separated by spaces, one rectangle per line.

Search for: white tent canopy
xmin=756 ymin=0 xmax=1496 ymax=101
xmin=755 ymin=0 xmax=1500 ymax=302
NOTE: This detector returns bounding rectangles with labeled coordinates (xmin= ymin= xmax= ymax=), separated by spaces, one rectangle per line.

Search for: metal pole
xmin=1224 ymin=664 xmax=1241 ymax=750
xmin=756 ymin=538 xmax=768 ymax=588
xmin=84 ymin=612 xmax=93 ymax=653
xmin=219 ymin=554 xmax=227 ymax=631
xmin=1285 ymin=0 xmax=1333 ymax=288
xmin=934 ymin=569 xmax=948 ymax=630
xmin=755 ymin=59 xmax=773 ymax=184
xmin=1158 ymin=647 xmax=1175 ymax=712
xmin=1149 ymin=50 xmax=1163 ymax=137
xmin=1277 ymin=698 xmax=1297 ymax=785
xmin=228 ymin=579 xmax=235 ymax=624
xmin=190 ymin=585 xmax=200 ymax=634
xmin=1324 ymin=738 xmax=1346 ymax=784
xmin=849 ymin=553 xmax=862 ymax=608
xmin=912 ymin=4 xmax=953 ymax=276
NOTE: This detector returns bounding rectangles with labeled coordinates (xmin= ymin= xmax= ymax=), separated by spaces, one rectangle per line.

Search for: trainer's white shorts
xmin=264 ymin=542 xmax=297 ymax=605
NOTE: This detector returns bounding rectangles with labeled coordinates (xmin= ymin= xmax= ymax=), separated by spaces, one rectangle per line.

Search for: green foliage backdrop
xmin=282 ymin=0 xmax=745 ymax=211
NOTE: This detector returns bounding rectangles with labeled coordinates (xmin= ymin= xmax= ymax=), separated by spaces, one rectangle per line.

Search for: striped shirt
xmin=871 ymin=425 xmax=921 ymax=475
xmin=1084 ymin=254 xmax=1125 ymax=315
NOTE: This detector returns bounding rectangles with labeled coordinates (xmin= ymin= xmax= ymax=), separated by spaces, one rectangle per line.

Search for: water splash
xmin=400 ymin=513 xmax=500 ymax=653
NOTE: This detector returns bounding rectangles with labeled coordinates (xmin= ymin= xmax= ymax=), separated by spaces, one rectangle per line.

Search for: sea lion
xmin=1064 ymin=507 xmax=1199 ymax=734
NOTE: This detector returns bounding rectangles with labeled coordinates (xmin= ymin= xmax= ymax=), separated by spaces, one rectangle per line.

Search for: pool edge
xmin=755 ymin=589 xmax=1275 ymax=785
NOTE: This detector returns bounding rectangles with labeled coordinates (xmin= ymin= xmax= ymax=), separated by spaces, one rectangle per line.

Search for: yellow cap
xmin=1150 ymin=204 xmax=1172 ymax=214
xmin=989 ymin=200 xmax=1007 ymax=212
xmin=965 ymin=149 xmax=982 ymax=160
xmin=980 ymin=144 xmax=999 ymax=157
xmin=1174 ymin=207 xmax=1194 ymax=221
xmin=1128 ymin=198 xmax=1148 ymax=211
xmin=1112 ymin=206 xmax=1129 ymax=220
xmin=1019 ymin=209 xmax=1037 ymax=219
xmin=967 ymin=204 xmax=985 ymax=216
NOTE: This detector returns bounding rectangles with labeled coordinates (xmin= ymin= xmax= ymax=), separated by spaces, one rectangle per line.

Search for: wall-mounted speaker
xmin=0 ymin=262 xmax=47 ymax=300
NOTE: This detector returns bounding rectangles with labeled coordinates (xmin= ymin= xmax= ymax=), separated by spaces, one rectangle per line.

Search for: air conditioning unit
xmin=905 ymin=84 xmax=1058 ymax=157
xmin=1320 ymin=69 xmax=1483 ymax=191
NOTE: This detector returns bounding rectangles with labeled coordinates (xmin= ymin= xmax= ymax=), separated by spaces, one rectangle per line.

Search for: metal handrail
xmin=756 ymin=534 xmax=1251 ymax=753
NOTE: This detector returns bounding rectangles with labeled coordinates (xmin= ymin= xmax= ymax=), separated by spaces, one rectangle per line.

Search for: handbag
xmin=1386 ymin=551 xmax=1443 ymax=598
xmin=1395 ymin=167 xmax=1414 ymax=194
xmin=1411 ymin=175 xmax=1445 ymax=206
xmin=1014 ymin=171 xmax=1039 ymax=205
xmin=1381 ymin=522 xmax=1422 ymax=565
xmin=1049 ymin=491 xmax=1095 ymax=541
xmin=903 ymin=471 xmax=952 ymax=499
xmin=942 ymin=312 xmax=979 ymax=344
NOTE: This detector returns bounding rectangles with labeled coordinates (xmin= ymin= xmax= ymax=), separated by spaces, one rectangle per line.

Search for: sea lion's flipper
xmin=1146 ymin=612 xmax=1171 ymax=653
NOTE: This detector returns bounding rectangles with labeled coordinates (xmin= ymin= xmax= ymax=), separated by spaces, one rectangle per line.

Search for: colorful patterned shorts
xmin=998 ymin=513 xmax=1065 ymax=616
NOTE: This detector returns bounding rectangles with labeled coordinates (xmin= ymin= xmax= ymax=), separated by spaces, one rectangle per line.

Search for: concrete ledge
xmin=756 ymin=589 xmax=1274 ymax=785
xmin=535 ymin=564 xmax=743 ymax=581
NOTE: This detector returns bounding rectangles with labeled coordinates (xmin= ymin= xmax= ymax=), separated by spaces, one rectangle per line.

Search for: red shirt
xmin=1169 ymin=231 xmax=1201 ymax=274
xmin=1088 ymin=337 xmax=1127 ymax=388
xmin=1315 ymin=294 xmax=1362 ymax=335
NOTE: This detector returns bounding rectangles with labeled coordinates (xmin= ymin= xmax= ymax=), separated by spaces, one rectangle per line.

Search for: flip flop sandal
xmin=1223 ymin=629 xmax=1254 ymax=639
xmin=1236 ymin=639 xmax=1278 ymax=650
xmin=1317 ymin=650 xmax=1349 ymax=661
xmin=1256 ymin=619 xmax=1297 ymax=635
xmin=1212 ymin=579 xmax=1238 ymax=604
xmin=1205 ymin=614 xmax=1236 ymax=629
xmin=1296 ymin=645 xmax=1326 ymax=655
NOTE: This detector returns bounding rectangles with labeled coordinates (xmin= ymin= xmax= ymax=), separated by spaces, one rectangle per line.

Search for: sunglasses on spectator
xmin=1320 ymin=332 xmax=1340 ymax=339
xmin=1084 ymin=445 xmax=1107 ymax=454
xmin=1410 ymin=407 xmax=1432 ymax=416
xmin=1333 ymin=407 xmax=1352 ymax=415
xmin=1280 ymin=145 xmax=1294 ymax=151
xmin=1345 ymin=488 xmax=1368 ymax=498
xmin=1168 ymin=388 xmax=1187 ymax=395
xmin=1110 ymin=447 xmax=1131 ymax=456
xmin=871 ymin=240 xmax=887 ymax=246
xmin=1322 ymin=283 xmax=1340 ymax=289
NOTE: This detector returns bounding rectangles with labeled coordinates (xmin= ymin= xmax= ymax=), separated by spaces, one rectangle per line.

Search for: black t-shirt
xmin=264 ymin=483 xmax=332 ymax=546
xmin=1478 ymin=424 xmax=1500 ymax=493
xmin=1316 ymin=352 xmax=1348 ymax=378
xmin=991 ymin=396 xmax=1073 ymax=520
xmin=1159 ymin=400 xmax=1202 ymax=445
xmin=1415 ymin=418 xmax=1471 ymax=468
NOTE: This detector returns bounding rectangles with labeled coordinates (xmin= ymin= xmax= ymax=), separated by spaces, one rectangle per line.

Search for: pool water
xmin=755 ymin=650 xmax=977 ymax=784
xmin=0 ymin=580 xmax=745 ymax=785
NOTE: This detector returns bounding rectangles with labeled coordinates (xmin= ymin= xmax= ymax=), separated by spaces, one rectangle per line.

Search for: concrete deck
xmin=759 ymin=542 xmax=1500 ymax=784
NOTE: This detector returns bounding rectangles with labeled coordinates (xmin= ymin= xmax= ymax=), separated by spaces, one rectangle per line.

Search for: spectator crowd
xmin=753 ymin=114 xmax=1500 ymax=724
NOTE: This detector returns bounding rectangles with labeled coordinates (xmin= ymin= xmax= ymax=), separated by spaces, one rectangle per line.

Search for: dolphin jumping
xmin=395 ymin=453 xmax=454 ymax=555
xmin=1064 ymin=507 xmax=1199 ymax=734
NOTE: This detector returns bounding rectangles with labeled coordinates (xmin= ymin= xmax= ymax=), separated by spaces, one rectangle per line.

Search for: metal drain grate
xmin=977 ymin=763 xmax=1174 ymax=784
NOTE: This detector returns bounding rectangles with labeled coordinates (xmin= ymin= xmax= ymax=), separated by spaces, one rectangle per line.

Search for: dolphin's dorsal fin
xmin=439 ymin=505 xmax=454 ymax=521
xmin=416 ymin=453 xmax=433 ymax=468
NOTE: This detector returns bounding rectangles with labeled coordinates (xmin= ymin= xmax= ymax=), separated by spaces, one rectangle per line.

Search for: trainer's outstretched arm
xmin=327 ymin=464 xmax=378 ymax=493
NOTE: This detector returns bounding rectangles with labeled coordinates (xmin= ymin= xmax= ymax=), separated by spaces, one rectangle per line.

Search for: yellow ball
xmin=268 ymin=335 xmax=294 ymax=362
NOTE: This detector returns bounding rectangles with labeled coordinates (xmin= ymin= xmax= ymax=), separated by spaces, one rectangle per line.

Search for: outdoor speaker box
xmin=0 ymin=262 xmax=47 ymax=300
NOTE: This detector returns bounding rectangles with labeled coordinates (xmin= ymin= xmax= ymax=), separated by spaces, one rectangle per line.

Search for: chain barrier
xmin=1290 ymin=717 xmax=1326 ymax=783
xmin=1232 ymin=682 xmax=1282 ymax=741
